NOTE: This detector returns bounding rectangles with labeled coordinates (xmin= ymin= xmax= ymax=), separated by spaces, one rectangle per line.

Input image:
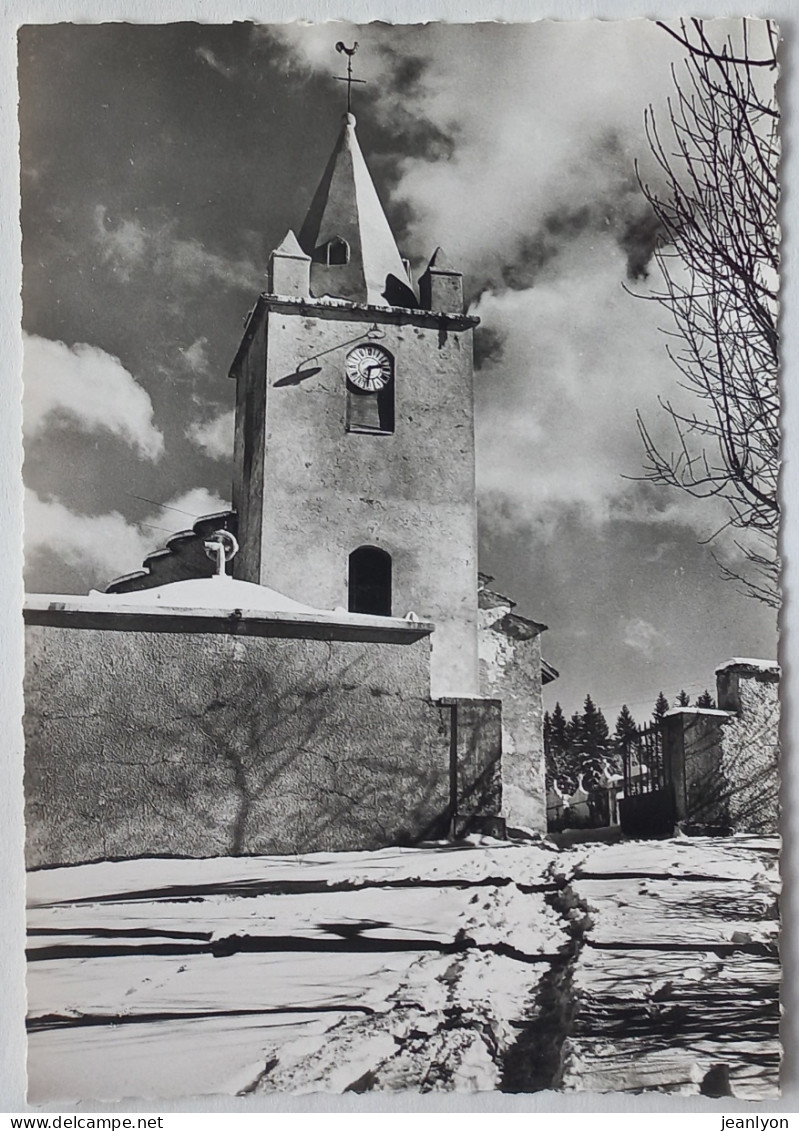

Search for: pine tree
xmin=676 ymin=689 xmax=690 ymax=706
xmin=653 ymin=691 xmax=670 ymax=722
xmin=545 ymin=702 xmax=572 ymax=791
xmin=557 ymin=710 xmax=582 ymax=793
xmin=577 ymin=694 xmax=610 ymax=790
xmin=550 ymin=702 xmax=568 ymax=755
xmin=613 ymin=704 xmax=639 ymax=781
xmin=696 ymin=689 xmax=716 ymax=708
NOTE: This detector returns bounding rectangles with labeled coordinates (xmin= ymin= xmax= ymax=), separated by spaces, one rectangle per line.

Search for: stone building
xmin=24 ymin=109 xmax=555 ymax=865
xmin=478 ymin=574 xmax=558 ymax=832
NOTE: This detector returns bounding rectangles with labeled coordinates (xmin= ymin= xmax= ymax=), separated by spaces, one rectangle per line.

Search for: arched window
xmin=313 ymin=236 xmax=350 ymax=265
xmin=327 ymin=236 xmax=350 ymax=265
xmin=348 ymin=546 xmax=392 ymax=617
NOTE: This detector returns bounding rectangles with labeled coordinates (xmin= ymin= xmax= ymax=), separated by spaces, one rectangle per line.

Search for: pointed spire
xmin=420 ymin=247 xmax=463 ymax=313
xmin=273 ymin=229 xmax=307 ymax=258
xmin=268 ymin=229 xmax=311 ymax=296
xmin=427 ymin=246 xmax=455 ymax=271
xmin=298 ymin=114 xmax=415 ymax=307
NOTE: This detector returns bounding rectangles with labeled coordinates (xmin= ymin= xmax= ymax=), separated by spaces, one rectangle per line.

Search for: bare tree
xmin=636 ymin=18 xmax=780 ymax=607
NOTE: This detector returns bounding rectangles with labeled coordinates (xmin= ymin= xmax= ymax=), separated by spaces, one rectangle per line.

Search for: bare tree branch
xmin=637 ymin=18 xmax=780 ymax=608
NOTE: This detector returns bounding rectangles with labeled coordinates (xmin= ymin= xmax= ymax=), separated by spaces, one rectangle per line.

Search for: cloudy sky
xmin=19 ymin=19 xmax=779 ymax=721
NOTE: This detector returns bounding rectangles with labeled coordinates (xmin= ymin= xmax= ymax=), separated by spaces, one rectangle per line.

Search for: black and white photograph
xmin=17 ymin=15 xmax=781 ymax=1104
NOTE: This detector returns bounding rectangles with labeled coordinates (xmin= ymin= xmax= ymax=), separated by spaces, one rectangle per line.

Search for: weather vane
xmin=335 ymin=41 xmax=366 ymax=114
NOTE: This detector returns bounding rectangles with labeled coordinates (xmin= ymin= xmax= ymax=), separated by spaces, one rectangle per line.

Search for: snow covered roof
xmin=715 ymin=658 xmax=779 ymax=675
xmin=90 ymin=575 xmax=325 ymax=614
xmin=663 ymin=707 xmax=732 ymax=719
xmin=24 ymin=579 xmax=435 ymax=640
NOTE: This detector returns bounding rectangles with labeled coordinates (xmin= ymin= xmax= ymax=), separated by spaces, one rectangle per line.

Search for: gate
xmin=619 ymin=723 xmax=676 ymax=837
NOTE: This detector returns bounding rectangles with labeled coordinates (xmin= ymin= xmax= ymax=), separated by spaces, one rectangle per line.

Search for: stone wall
xmin=717 ymin=660 xmax=779 ymax=834
xmin=661 ymin=660 xmax=779 ymax=834
xmin=24 ymin=603 xmax=504 ymax=868
xmin=478 ymin=576 xmax=549 ymax=832
xmin=442 ymin=695 xmax=504 ymax=838
xmin=662 ymin=709 xmax=731 ymax=828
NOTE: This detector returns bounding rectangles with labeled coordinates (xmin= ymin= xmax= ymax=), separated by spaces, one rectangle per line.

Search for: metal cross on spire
xmin=335 ymin=41 xmax=366 ymax=114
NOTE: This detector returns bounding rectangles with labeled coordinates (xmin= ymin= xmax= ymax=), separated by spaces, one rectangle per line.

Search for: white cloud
xmin=622 ymin=616 xmax=668 ymax=658
xmin=91 ymin=215 xmax=146 ymax=280
xmin=25 ymin=489 xmax=156 ymax=583
xmin=470 ymin=229 xmax=759 ymax=559
xmin=473 ymin=235 xmax=677 ymax=526
xmin=186 ymin=409 xmax=235 ymax=461
xmin=25 ymin=486 xmax=231 ymax=590
xmin=23 ymin=333 xmax=164 ymax=460
xmin=153 ymin=487 xmax=231 ymax=530
xmin=93 ymin=205 xmax=262 ymax=292
xmin=179 ymin=337 xmax=211 ymax=375
xmin=195 ymin=46 xmax=232 ymax=78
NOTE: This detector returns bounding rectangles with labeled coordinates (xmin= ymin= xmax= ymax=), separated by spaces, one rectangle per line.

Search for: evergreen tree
xmin=653 ymin=691 xmax=670 ymax=722
xmin=676 ymin=689 xmax=691 ymax=706
xmin=550 ymin=702 xmax=568 ymax=755
xmin=576 ymin=694 xmax=610 ymax=789
xmin=545 ymin=702 xmax=572 ymax=791
xmin=557 ymin=710 xmax=582 ymax=793
xmin=613 ymin=704 xmax=639 ymax=776
xmin=696 ymin=689 xmax=716 ymax=708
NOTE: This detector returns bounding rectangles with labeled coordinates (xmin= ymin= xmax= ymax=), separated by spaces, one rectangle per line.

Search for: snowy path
xmin=26 ymin=836 xmax=780 ymax=1103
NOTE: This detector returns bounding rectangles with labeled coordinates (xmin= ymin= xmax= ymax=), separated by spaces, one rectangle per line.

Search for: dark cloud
xmin=476 ymin=187 xmax=665 ymax=297
xmin=375 ymin=41 xmax=429 ymax=96
xmin=500 ymin=212 xmax=586 ymax=291
xmin=618 ymin=202 xmax=665 ymax=280
xmin=473 ymin=325 xmax=504 ymax=370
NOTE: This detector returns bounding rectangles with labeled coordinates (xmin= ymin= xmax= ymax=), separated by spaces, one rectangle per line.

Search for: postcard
xmin=15 ymin=15 xmax=782 ymax=1106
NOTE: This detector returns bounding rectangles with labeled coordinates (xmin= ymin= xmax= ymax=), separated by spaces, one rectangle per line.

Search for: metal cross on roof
xmin=335 ymin=41 xmax=366 ymax=114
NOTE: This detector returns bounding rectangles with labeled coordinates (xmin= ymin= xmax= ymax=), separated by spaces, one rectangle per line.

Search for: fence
xmin=618 ymin=721 xmax=676 ymax=836
xmin=547 ymin=723 xmax=676 ymax=837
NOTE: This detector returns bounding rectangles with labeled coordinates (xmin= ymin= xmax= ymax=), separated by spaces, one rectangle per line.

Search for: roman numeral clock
xmin=346 ymin=344 xmax=393 ymax=392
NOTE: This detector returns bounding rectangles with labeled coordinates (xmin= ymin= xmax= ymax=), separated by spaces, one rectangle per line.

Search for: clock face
xmin=346 ymin=345 xmax=393 ymax=391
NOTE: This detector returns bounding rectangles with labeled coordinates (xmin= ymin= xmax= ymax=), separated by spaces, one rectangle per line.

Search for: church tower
xmin=229 ymin=106 xmax=479 ymax=698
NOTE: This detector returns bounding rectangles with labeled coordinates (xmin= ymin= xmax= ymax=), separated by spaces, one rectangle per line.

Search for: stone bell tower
xmin=229 ymin=107 xmax=479 ymax=698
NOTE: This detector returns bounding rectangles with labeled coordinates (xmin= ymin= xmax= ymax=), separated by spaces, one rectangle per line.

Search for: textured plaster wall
xmin=448 ymin=697 xmax=503 ymax=832
xmin=232 ymin=302 xmax=479 ymax=699
xmin=24 ymin=620 xmax=453 ymax=868
xmin=477 ymin=588 xmax=546 ymax=832
xmin=719 ymin=675 xmax=780 ymax=834
xmin=662 ymin=675 xmax=779 ymax=834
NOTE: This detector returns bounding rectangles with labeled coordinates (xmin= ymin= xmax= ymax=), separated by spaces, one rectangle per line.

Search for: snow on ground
xmin=26 ymin=836 xmax=780 ymax=1103
xmin=26 ymin=839 xmax=559 ymax=907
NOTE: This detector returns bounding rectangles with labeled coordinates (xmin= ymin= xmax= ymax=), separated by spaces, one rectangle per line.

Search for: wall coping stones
xmin=230 ymin=293 xmax=479 ymax=377
xmin=663 ymin=707 xmax=734 ymax=719
xmin=438 ymin=695 xmax=502 ymax=707
xmin=24 ymin=593 xmax=435 ymax=645
xmin=715 ymin=657 xmax=780 ymax=678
